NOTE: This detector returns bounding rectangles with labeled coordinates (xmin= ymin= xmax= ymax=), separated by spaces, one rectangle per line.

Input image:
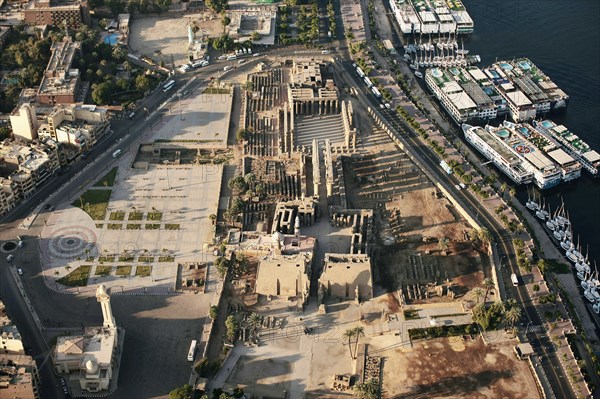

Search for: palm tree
xmin=482 ymin=278 xmax=495 ymax=303
xmin=343 ymin=328 xmax=355 ymax=359
xmin=472 ymin=287 xmax=484 ymax=304
xmin=352 ymin=326 xmax=365 ymax=360
xmin=353 ymin=378 xmax=379 ymax=399
xmin=479 ymin=228 xmax=492 ymax=244
xmin=505 ymin=305 xmax=521 ymax=329
xmin=500 ymin=182 xmax=508 ymax=196
xmin=509 ymin=187 xmax=517 ymax=197
xmin=248 ymin=313 xmax=260 ymax=330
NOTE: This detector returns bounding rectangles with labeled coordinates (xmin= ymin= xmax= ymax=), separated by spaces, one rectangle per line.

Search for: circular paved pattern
xmin=47 ymin=226 xmax=97 ymax=260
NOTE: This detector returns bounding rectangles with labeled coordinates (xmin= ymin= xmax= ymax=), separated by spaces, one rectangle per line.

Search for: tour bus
xmin=112 ymin=149 xmax=122 ymax=158
xmin=187 ymin=340 xmax=197 ymax=362
xmin=511 ymin=273 xmax=519 ymax=286
xmin=162 ymin=80 xmax=175 ymax=92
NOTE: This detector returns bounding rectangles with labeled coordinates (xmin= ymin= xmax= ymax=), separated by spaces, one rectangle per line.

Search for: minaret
xmin=294 ymin=215 xmax=301 ymax=237
xmin=96 ymin=284 xmax=115 ymax=329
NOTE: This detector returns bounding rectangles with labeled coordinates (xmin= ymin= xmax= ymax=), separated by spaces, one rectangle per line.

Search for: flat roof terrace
xmin=472 ymin=126 xmax=519 ymax=165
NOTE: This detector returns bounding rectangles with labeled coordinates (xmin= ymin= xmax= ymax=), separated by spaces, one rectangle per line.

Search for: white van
xmin=223 ymin=65 xmax=232 ymax=72
xmin=226 ymin=55 xmax=237 ymax=61
xmin=191 ymin=60 xmax=204 ymax=68
xmin=6 ymin=254 xmax=14 ymax=262
xmin=112 ymin=149 xmax=122 ymax=158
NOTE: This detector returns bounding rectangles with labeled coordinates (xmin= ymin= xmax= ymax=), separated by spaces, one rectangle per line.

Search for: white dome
xmin=85 ymin=359 xmax=99 ymax=374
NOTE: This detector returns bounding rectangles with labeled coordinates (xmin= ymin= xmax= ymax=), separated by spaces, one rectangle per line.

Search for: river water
xmin=459 ymin=0 xmax=600 ymax=262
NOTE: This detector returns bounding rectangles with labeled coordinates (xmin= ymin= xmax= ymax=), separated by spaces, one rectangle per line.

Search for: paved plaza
xmin=39 ymin=91 xmax=231 ymax=295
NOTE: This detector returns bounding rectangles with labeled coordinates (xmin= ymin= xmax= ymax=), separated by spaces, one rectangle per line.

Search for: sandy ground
xmin=129 ymin=14 xmax=222 ymax=66
xmin=377 ymin=336 xmax=541 ymax=399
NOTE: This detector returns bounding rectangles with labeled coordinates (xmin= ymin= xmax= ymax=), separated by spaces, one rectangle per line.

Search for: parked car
xmin=17 ymin=268 xmax=23 ymax=275
xmin=6 ymin=254 xmax=13 ymax=262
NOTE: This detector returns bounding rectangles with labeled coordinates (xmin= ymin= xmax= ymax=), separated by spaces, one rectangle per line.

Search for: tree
xmin=214 ymin=257 xmax=229 ymax=278
xmin=472 ymin=301 xmax=505 ymax=331
xmin=228 ymin=176 xmax=248 ymax=193
xmin=209 ymin=214 xmax=217 ymax=225
xmin=482 ymin=278 xmax=495 ymax=303
xmin=251 ymin=31 xmax=260 ymax=41
xmin=91 ymin=81 xmax=115 ymax=104
xmin=0 ymin=126 xmax=11 ymax=141
xmin=509 ymin=187 xmax=517 ymax=197
xmin=532 ymin=284 xmax=540 ymax=292
xmin=209 ymin=305 xmax=218 ymax=320
xmin=236 ymin=128 xmax=249 ymax=142
xmin=472 ymin=287 xmax=484 ymax=304
xmin=352 ymin=326 xmax=364 ymax=360
xmin=135 ymin=74 xmax=153 ymax=92
xmin=353 ymin=378 xmax=378 ymax=399
xmin=243 ymin=173 xmax=256 ymax=186
xmin=343 ymin=328 xmax=355 ymax=359
xmin=500 ymin=182 xmax=508 ymax=195
xmin=206 ymin=0 xmax=228 ymax=14
xmin=505 ymin=304 xmax=522 ymax=328
xmin=169 ymin=384 xmax=193 ymax=399
xmin=225 ymin=315 xmax=239 ymax=341
xmin=248 ymin=312 xmax=260 ymax=329
xmin=221 ymin=14 xmax=231 ymax=27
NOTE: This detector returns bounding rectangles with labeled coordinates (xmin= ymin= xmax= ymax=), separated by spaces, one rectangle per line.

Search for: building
xmin=44 ymin=103 xmax=110 ymax=150
xmin=288 ymin=61 xmax=340 ymax=115
xmin=318 ymin=254 xmax=373 ymax=302
xmin=53 ymin=285 xmax=120 ymax=393
xmin=425 ymin=67 xmax=478 ymax=123
xmin=9 ymin=103 xmax=39 ymax=141
xmin=37 ymin=38 xmax=82 ymax=105
xmin=1 ymin=301 xmax=25 ymax=355
xmin=389 ymin=0 xmax=473 ymax=35
xmin=227 ymin=7 xmax=277 ymax=45
xmin=24 ymin=0 xmax=90 ymax=29
xmin=255 ymin=251 xmax=311 ymax=304
xmin=0 ymin=300 xmax=41 ymax=398
xmin=0 ymin=140 xmax=60 ymax=198
xmin=117 ymin=13 xmax=130 ymax=36
xmin=0 ymin=354 xmax=41 ymax=398
xmin=0 ymin=177 xmax=18 ymax=217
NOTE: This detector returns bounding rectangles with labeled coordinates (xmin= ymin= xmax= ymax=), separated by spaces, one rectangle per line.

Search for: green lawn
xmin=95 ymin=223 xmax=104 ymax=229
xmin=58 ymin=266 xmax=91 ymax=287
xmin=165 ymin=224 xmax=180 ymax=230
xmin=95 ymin=265 xmax=112 ymax=276
xmin=128 ymin=211 xmax=144 ymax=220
xmin=138 ymin=256 xmax=154 ymax=262
xmin=126 ymin=224 xmax=141 ymax=230
xmin=135 ymin=266 xmax=152 ymax=277
xmin=147 ymin=212 xmax=163 ymax=221
xmin=72 ymin=190 xmax=112 ymax=220
xmin=94 ymin=167 xmax=118 ymax=187
xmin=145 ymin=224 xmax=160 ymax=229
xmin=116 ymin=265 xmax=132 ymax=276
xmin=158 ymin=256 xmax=175 ymax=262
xmin=202 ymin=87 xmax=230 ymax=94
xmin=108 ymin=224 xmax=122 ymax=230
xmin=110 ymin=211 xmax=125 ymax=221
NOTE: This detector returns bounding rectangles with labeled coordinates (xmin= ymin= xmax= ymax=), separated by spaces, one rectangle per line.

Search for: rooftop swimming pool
xmin=431 ymin=68 xmax=443 ymax=78
xmin=518 ymin=60 xmax=532 ymax=70
xmin=541 ymin=120 xmax=555 ymax=129
xmin=104 ymin=33 xmax=121 ymax=46
xmin=496 ymin=129 xmax=510 ymax=138
xmin=499 ymin=62 xmax=513 ymax=71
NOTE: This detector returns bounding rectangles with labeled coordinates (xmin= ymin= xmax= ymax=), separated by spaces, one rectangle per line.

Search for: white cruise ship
xmin=534 ymin=120 xmax=600 ymax=176
xmin=484 ymin=124 xmax=562 ymax=189
xmin=462 ymin=124 xmax=533 ymax=185
xmin=502 ymin=121 xmax=582 ymax=182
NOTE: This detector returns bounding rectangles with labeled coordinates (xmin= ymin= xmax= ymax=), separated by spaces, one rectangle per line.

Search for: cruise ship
xmin=502 ymin=121 xmax=582 ymax=182
xmin=483 ymin=58 xmax=569 ymax=122
xmin=462 ymin=124 xmax=533 ymax=185
xmin=533 ymin=120 xmax=600 ymax=176
xmin=484 ymin=124 xmax=562 ymax=189
xmin=389 ymin=0 xmax=474 ymax=35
